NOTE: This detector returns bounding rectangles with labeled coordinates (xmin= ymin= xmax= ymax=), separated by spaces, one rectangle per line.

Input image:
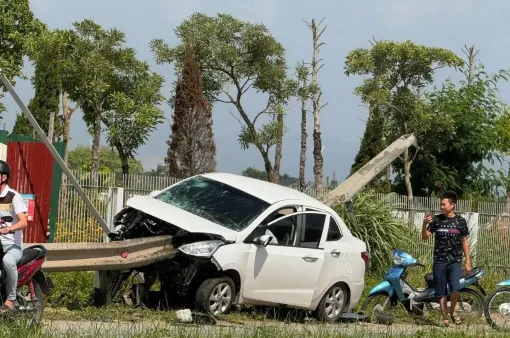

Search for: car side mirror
xmin=255 ymin=234 xmax=272 ymax=247
xmin=149 ymin=190 xmax=160 ymax=198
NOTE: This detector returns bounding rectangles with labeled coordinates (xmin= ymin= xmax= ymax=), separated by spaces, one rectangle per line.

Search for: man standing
xmin=422 ymin=191 xmax=471 ymax=326
xmin=0 ymin=160 xmax=28 ymax=313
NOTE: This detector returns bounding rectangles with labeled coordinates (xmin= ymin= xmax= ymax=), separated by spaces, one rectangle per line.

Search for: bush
xmin=46 ymin=272 xmax=95 ymax=309
xmin=334 ymin=190 xmax=414 ymax=273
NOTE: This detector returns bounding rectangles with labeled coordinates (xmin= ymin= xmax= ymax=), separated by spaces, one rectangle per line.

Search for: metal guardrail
xmin=30 ymin=236 xmax=175 ymax=272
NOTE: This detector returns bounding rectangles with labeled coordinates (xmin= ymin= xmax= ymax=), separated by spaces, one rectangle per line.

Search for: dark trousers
xmin=432 ymin=261 xmax=462 ymax=297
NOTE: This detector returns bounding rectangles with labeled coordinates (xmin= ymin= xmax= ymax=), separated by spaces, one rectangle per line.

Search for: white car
xmin=112 ymin=173 xmax=368 ymax=322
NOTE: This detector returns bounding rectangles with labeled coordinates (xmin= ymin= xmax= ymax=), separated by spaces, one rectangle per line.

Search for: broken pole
xmin=0 ymin=68 xmax=110 ymax=235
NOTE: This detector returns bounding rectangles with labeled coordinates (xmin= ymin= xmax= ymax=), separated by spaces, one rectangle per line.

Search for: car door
xmin=242 ymin=211 xmax=328 ymax=308
xmin=313 ymin=214 xmax=348 ymax=302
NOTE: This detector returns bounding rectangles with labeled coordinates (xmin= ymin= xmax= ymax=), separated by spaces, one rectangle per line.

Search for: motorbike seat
xmin=17 ymin=245 xmax=47 ymax=267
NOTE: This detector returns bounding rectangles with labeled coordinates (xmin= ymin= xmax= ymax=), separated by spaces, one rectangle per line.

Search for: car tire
xmin=195 ymin=276 xmax=235 ymax=316
xmin=315 ymin=283 xmax=348 ymax=322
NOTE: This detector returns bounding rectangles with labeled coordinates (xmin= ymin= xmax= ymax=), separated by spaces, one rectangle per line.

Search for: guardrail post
xmin=95 ymin=187 xmax=126 ymax=306
xmin=93 ymin=270 xmax=113 ymax=307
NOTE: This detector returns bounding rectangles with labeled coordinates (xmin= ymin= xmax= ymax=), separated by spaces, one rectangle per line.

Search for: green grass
xmin=35 ymin=268 xmax=510 ymax=337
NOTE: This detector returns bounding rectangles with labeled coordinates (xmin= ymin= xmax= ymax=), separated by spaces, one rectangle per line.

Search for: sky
xmin=2 ymin=0 xmax=510 ymax=182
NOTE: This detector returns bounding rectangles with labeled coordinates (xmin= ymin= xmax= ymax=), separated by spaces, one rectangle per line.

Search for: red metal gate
xmin=6 ymin=141 xmax=54 ymax=243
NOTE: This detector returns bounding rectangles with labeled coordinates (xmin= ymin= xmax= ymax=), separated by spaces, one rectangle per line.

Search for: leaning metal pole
xmin=0 ymin=68 xmax=110 ymax=234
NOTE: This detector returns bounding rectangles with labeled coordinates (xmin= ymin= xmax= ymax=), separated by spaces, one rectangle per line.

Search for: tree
xmin=68 ymin=20 xmax=134 ymax=177
xmin=12 ymin=59 xmax=62 ymax=140
xmin=68 ymin=145 xmax=144 ymax=175
xmin=166 ymin=47 xmax=216 ymax=178
xmin=296 ymin=62 xmax=310 ymax=191
xmin=0 ymin=0 xmax=43 ymax=116
xmin=22 ymin=28 xmax=80 ymax=162
xmin=411 ymin=46 xmax=509 ymax=198
xmin=102 ymin=59 xmax=165 ymax=176
xmin=241 ymin=166 xmax=298 ymax=187
xmin=350 ymin=106 xmax=390 ymax=193
xmin=306 ymin=18 xmax=327 ymax=190
xmin=145 ymin=164 xmax=166 ymax=176
xmin=345 ymin=39 xmax=463 ymax=199
xmin=495 ymin=107 xmax=510 ymax=203
xmin=150 ymin=13 xmax=296 ymax=183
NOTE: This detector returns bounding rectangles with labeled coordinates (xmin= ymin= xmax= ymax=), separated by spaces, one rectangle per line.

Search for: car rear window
xmin=155 ymin=176 xmax=270 ymax=231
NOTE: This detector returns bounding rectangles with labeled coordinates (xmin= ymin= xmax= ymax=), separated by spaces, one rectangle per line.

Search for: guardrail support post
xmin=93 ymin=270 xmax=113 ymax=307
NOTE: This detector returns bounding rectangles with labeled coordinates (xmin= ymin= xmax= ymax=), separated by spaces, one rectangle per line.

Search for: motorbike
xmin=361 ymin=249 xmax=486 ymax=323
xmin=0 ymin=216 xmax=53 ymax=324
xmin=483 ymin=278 xmax=510 ymax=331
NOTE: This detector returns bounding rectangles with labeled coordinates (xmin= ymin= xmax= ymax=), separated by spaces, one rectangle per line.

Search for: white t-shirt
xmin=0 ymin=185 xmax=28 ymax=248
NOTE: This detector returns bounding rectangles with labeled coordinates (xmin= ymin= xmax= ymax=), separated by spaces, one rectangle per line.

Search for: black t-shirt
xmin=427 ymin=214 xmax=469 ymax=263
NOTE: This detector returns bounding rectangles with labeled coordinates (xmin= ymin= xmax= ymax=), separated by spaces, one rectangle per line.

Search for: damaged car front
xmin=108 ymin=175 xmax=271 ymax=312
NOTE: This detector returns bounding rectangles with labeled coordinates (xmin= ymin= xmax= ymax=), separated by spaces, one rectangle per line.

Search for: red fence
xmin=6 ymin=141 xmax=55 ymax=243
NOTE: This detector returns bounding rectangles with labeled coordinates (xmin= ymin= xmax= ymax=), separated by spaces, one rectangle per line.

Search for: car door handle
xmin=331 ymin=250 xmax=341 ymax=258
xmin=302 ymin=256 xmax=319 ymax=262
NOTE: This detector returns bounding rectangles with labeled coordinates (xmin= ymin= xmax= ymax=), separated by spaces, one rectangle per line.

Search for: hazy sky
xmin=2 ymin=0 xmax=510 ymax=181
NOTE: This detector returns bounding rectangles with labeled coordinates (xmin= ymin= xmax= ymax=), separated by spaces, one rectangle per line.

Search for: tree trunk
xmin=313 ymin=128 xmax=323 ymax=189
xmin=299 ymin=97 xmax=307 ymax=191
xmin=309 ymin=18 xmax=326 ymax=190
xmin=117 ymin=148 xmax=130 ymax=204
xmin=62 ymin=92 xmax=73 ymax=165
xmin=272 ymin=113 xmax=284 ymax=185
xmin=91 ymin=106 xmax=102 ymax=185
xmin=91 ymin=109 xmax=102 ymax=173
xmin=48 ymin=111 xmax=55 ymax=143
xmin=404 ymin=148 xmax=413 ymax=200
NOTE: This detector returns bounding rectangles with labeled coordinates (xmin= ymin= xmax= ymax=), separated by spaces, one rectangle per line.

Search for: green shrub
xmin=46 ymin=272 xmax=95 ymax=309
xmin=335 ymin=190 xmax=414 ymax=273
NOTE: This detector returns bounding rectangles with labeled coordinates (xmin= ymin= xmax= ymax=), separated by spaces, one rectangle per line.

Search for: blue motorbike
xmin=361 ymin=249 xmax=486 ymax=323
xmin=484 ymin=279 xmax=510 ymax=331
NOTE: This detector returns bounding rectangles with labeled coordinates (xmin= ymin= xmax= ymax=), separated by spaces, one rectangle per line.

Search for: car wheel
xmin=195 ymin=276 xmax=235 ymax=316
xmin=316 ymin=283 xmax=348 ymax=322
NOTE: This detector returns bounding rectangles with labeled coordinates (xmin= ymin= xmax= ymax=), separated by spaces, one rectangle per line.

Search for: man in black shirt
xmin=422 ymin=191 xmax=471 ymax=326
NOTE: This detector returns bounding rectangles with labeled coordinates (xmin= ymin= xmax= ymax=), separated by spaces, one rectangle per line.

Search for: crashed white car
xmin=111 ymin=173 xmax=368 ymax=322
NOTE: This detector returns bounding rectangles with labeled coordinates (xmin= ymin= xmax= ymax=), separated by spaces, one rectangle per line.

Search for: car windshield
xmin=154 ymin=176 xmax=270 ymax=231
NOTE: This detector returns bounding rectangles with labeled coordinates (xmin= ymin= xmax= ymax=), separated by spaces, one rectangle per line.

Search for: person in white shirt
xmin=0 ymin=161 xmax=28 ymax=313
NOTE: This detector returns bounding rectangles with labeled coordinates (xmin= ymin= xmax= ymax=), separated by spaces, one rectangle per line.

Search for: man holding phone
xmin=422 ymin=191 xmax=471 ymax=326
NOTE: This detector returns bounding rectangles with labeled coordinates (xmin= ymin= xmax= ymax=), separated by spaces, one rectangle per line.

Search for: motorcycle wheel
xmin=484 ymin=286 xmax=510 ymax=331
xmin=361 ymin=292 xmax=400 ymax=324
xmin=16 ymin=279 xmax=44 ymax=325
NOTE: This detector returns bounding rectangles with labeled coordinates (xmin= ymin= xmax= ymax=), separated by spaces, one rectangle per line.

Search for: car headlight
xmin=178 ymin=240 xmax=225 ymax=258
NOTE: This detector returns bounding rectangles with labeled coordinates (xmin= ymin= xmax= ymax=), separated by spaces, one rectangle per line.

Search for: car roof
xmin=199 ymin=172 xmax=328 ymax=207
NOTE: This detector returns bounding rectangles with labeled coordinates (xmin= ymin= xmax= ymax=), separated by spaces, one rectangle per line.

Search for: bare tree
xmin=306 ymin=18 xmax=327 ymax=189
xmin=296 ymin=62 xmax=311 ymax=191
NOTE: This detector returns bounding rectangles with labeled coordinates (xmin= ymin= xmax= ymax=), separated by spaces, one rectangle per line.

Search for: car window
xmin=155 ymin=177 xmax=270 ymax=231
xmin=298 ymin=213 xmax=326 ymax=249
xmin=262 ymin=207 xmax=297 ymax=224
xmin=327 ymin=217 xmax=342 ymax=241
xmin=264 ymin=214 xmax=297 ymax=246
xmin=263 ymin=212 xmax=326 ymax=248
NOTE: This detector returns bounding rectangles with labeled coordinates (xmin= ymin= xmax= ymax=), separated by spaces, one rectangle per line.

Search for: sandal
xmin=439 ymin=318 xmax=449 ymax=327
xmin=450 ymin=314 xmax=462 ymax=325
xmin=0 ymin=303 xmax=13 ymax=314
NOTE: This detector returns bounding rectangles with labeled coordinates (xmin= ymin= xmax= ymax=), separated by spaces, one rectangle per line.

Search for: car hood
xmin=125 ymin=195 xmax=238 ymax=242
